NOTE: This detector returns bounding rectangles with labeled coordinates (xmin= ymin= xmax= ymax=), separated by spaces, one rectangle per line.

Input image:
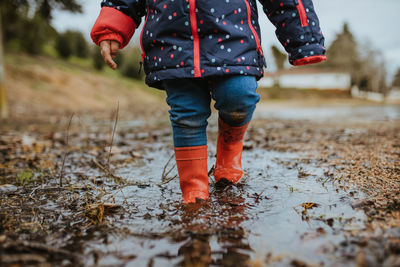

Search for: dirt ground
xmin=0 ymin=100 xmax=399 ymax=266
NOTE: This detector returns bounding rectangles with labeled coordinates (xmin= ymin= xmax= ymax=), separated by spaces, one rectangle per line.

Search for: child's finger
xmin=100 ymin=41 xmax=117 ymax=70
xmin=110 ymin=41 xmax=120 ymax=59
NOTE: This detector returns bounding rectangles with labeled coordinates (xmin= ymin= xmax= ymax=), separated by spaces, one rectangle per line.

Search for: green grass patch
xmin=17 ymin=170 xmax=35 ymax=185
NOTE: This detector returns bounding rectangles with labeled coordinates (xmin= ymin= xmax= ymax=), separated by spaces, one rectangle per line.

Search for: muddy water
xmin=78 ymin=137 xmax=366 ymax=266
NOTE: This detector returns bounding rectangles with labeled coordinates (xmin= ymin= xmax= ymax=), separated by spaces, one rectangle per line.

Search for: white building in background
xmin=350 ymin=86 xmax=400 ymax=103
xmin=387 ymin=87 xmax=400 ymax=100
xmin=259 ymin=69 xmax=352 ymax=90
xmin=258 ymin=69 xmax=400 ymax=103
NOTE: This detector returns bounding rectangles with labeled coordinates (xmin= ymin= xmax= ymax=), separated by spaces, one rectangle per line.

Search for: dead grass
xmin=4 ymin=53 xmax=165 ymax=118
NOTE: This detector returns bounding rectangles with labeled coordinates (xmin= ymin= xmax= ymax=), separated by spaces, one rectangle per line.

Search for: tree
xmin=271 ymin=45 xmax=287 ymax=71
xmin=325 ymin=23 xmax=387 ymax=93
xmin=357 ymin=43 xmax=388 ymax=94
xmin=92 ymin=46 xmax=105 ymax=71
xmin=119 ymin=47 xmax=145 ymax=80
xmin=56 ymin=32 xmax=73 ymax=58
xmin=37 ymin=0 xmax=82 ymax=22
xmin=22 ymin=13 xmax=55 ymax=55
xmin=0 ymin=12 xmax=8 ymax=119
xmin=392 ymin=68 xmax=400 ymax=88
xmin=325 ymin=23 xmax=361 ymax=73
xmin=56 ymin=31 xmax=89 ymax=59
xmin=73 ymin=32 xmax=89 ymax=58
xmin=0 ymin=0 xmax=82 ymax=52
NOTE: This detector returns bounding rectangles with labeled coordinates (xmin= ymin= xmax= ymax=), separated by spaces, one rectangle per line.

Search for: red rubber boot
xmin=174 ymin=146 xmax=209 ymax=203
xmin=213 ymin=118 xmax=249 ymax=184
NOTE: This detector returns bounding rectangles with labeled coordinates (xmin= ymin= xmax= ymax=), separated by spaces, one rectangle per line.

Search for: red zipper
xmin=296 ymin=0 xmax=309 ymax=27
xmin=189 ymin=0 xmax=201 ymax=77
xmin=243 ymin=0 xmax=263 ymax=55
xmin=140 ymin=7 xmax=150 ymax=64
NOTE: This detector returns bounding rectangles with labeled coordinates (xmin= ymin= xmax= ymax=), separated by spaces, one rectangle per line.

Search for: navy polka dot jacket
xmin=91 ymin=0 xmax=326 ymax=89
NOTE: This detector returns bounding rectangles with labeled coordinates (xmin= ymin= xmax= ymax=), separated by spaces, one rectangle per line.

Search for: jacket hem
xmin=145 ymin=65 xmax=264 ymax=90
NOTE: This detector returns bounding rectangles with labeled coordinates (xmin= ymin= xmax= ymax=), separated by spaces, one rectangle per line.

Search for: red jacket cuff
xmin=91 ymin=7 xmax=137 ymax=48
xmin=293 ymin=55 xmax=327 ymax=66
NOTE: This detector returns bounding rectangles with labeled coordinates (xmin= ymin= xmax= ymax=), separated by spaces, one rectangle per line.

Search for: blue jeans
xmin=164 ymin=76 xmax=260 ymax=147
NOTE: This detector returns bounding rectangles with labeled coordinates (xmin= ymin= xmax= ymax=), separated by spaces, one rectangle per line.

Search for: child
xmin=91 ymin=0 xmax=326 ymax=203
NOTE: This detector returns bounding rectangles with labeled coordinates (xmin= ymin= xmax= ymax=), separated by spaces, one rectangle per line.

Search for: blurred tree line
xmin=0 ymin=0 xmax=81 ymax=54
xmin=0 ymin=0 xmax=144 ymax=79
xmin=271 ymin=23 xmax=391 ymax=94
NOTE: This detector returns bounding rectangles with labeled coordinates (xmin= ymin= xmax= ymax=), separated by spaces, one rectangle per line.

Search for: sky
xmin=52 ymin=0 xmax=400 ymax=80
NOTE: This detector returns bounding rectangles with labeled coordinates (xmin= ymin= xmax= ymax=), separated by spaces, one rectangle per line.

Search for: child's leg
xmin=164 ymin=78 xmax=211 ymax=203
xmin=210 ymin=75 xmax=260 ymax=183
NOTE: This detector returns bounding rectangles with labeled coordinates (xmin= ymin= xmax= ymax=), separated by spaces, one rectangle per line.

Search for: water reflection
xmin=83 ymin=146 xmax=367 ymax=266
xmin=177 ymin=180 xmax=252 ymax=267
xmin=178 ymin=235 xmax=212 ymax=266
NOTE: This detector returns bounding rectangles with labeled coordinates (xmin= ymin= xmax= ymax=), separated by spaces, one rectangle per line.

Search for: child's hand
xmin=100 ymin=40 xmax=120 ymax=70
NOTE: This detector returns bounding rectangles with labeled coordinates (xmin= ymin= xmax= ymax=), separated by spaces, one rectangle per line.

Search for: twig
xmin=160 ymin=174 xmax=178 ymax=185
xmin=92 ymin=158 xmax=126 ymax=184
xmin=161 ymin=154 xmax=177 ymax=184
xmin=59 ymin=113 xmax=74 ymax=187
xmin=107 ymin=101 xmax=119 ymax=167
xmin=254 ymin=189 xmax=265 ymax=202
xmin=76 ymin=114 xmax=91 ymax=149
xmin=322 ymin=176 xmax=332 ymax=187
xmin=28 ymin=185 xmax=42 ymax=199
xmin=208 ymin=164 xmax=215 ymax=177
xmin=92 ymin=158 xmax=150 ymax=188
xmin=2 ymin=240 xmax=74 ymax=257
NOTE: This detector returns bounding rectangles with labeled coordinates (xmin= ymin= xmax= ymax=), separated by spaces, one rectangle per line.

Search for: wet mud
xmin=0 ymin=105 xmax=399 ymax=266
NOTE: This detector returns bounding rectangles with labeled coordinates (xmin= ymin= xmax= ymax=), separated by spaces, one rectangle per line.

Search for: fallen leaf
xmin=301 ymin=202 xmax=320 ymax=210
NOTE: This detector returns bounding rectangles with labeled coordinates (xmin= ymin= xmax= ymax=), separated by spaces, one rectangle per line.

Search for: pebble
xmin=350 ymin=198 xmax=373 ymax=209
xmin=0 ymin=184 xmax=18 ymax=194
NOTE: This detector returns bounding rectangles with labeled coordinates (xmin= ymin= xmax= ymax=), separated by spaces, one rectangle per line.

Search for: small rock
xmin=130 ymin=151 xmax=143 ymax=158
xmin=243 ymin=141 xmax=254 ymax=150
xmin=22 ymin=135 xmax=36 ymax=147
xmin=351 ymin=198 xmax=375 ymax=209
xmin=143 ymin=213 xmax=152 ymax=220
xmin=93 ymin=178 xmax=104 ymax=185
xmin=0 ymin=184 xmax=18 ymax=194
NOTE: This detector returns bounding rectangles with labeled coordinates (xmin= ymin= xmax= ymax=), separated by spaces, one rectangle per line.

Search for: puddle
xmin=75 ymin=145 xmax=367 ymax=266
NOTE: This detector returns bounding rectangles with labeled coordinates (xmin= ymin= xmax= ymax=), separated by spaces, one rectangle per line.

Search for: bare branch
xmin=59 ymin=113 xmax=74 ymax=187
xmin=107 ymin=101 xmax=119 ymax=167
